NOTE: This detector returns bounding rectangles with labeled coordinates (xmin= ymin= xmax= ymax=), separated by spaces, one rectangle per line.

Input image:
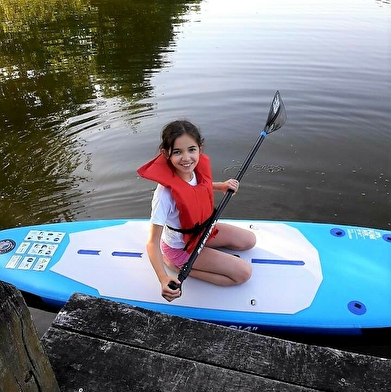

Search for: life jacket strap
xmin=166 ymin=209 xmax=216 ymax=251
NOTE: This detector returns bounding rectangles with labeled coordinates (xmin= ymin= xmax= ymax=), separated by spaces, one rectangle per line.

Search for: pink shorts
xmin=161 ymin=241 xmax=190 ymax=268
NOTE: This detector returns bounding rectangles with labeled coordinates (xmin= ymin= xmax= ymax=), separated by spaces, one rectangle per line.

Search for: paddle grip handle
xmin=168 ymin=280 xmax=181 ymax=291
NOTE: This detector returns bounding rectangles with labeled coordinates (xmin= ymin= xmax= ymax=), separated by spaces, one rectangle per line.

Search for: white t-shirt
xmin=150 ymin=174 xmax=198 ymax=249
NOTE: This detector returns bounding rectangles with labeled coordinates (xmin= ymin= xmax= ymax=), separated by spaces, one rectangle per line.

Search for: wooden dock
xmin=43 ymin=293 xmax=391 ymax=392
xmin=2 ymin=281 xmax=391 ymax=392
xmin=0 ymin=282 xmax=60 ymax=392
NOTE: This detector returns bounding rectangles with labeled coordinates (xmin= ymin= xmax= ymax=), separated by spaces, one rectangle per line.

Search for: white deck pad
xmin=51 ymin=220 xmax=322 ymax=314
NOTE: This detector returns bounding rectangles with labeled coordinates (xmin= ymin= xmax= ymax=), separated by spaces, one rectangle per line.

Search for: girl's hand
xmin=160 ymin=276 xmax=181 ymax=302
xmin=222 ymin=179 xmax=239 ymax=194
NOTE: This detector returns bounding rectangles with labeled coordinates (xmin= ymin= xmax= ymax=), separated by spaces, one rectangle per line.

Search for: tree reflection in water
xmin=0 ymin=0 xmax=201 ymax=228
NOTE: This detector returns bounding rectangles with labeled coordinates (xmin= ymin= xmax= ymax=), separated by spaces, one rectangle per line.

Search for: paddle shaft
xmin=168 ymin=90 xmax=287 ymax=291
xmin=171 ymin=129 xmax=269 ymax=289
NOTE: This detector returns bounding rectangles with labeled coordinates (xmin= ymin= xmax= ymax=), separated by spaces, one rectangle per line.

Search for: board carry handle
xmin=168 ymin=91 xmax=287 ymax=293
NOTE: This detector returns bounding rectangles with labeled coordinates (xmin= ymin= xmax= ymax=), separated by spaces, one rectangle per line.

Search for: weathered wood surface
xmin=41 ymin=293 xmax=391 ymax=392
xmin=0 ymin=281 xmax=60 ymax=392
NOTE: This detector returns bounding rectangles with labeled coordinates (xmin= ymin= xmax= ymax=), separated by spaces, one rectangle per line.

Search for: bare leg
xmin=189 ymin=223 xmax=255 ymax=285
xmin=207 ymin=222 xmax=256 ymax=251
xmin=163 ymin=223 xmax=255 ymax=286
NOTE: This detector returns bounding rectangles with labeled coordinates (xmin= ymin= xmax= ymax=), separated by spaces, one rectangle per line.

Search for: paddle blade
xmin=265 ymin=91 xmax=287 ymax=134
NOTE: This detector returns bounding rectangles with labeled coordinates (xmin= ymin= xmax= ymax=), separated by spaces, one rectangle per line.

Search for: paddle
xmin=168 ymin=90 xmax=287 ymax=292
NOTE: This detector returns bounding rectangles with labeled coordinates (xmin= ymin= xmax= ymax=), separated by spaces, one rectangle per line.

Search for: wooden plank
xmin=0 ymin=281 xmax=60 ymax=392
xmin=43 ymin=329 xmax=315 ymax=392
xmin=42 ymin=293 xmax=391 ymax=392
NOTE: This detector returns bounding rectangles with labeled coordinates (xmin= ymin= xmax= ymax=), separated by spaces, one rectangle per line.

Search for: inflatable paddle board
xmin=0 ymin=219 xmax=390 ymax=336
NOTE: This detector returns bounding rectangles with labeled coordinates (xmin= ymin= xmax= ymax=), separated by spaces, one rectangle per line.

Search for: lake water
xmin=1 ymin=0 xmax=390 ymax=357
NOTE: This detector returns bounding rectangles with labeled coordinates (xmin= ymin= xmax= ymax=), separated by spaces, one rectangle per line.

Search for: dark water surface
xmin=1 ymin=0 xmax=391 ymax=356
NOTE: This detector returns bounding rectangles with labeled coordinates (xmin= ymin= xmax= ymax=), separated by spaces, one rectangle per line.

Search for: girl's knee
xmin=249 ymin=232 xmax=256 ymax=248
xmin=235 ymin=261 xmax=252 ymax=284
xmin=240 ymin=231 xmax=256 ymax=251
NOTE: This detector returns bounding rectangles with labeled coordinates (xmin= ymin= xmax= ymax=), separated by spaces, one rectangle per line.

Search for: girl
xmin=137 ymin=120 xmax=255 ymax=302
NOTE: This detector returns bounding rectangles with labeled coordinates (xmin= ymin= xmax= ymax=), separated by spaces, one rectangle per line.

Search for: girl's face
xmin=164 ymin=133 xmax=201 ymax=181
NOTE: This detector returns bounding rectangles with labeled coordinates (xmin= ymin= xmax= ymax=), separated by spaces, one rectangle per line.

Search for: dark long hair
xmin=159 ymin=120 xmax=204 ymax=157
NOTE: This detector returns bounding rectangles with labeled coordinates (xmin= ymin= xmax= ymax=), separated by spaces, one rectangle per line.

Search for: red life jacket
xmin=137 ymin=153 xmax=218 ymax=253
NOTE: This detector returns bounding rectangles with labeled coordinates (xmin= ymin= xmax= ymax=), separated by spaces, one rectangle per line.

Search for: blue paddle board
xmin=0 ymin=219 xmax=390 ymax=336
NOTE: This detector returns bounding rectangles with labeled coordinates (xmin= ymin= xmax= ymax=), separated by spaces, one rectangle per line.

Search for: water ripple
xmin=223 ymin=163 xmax=285 ymax=175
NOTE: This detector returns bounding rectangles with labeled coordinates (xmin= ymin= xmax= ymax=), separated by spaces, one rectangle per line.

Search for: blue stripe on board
xmin=77 ymin=250 xmax=142 ymax=257
xmin=251 ymin=259 xmax=305 ymax=266
xmin=78 ymin=249 xmax=101 ymax=255
xmin=112 ymin=251 xmax=142 ymax=258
